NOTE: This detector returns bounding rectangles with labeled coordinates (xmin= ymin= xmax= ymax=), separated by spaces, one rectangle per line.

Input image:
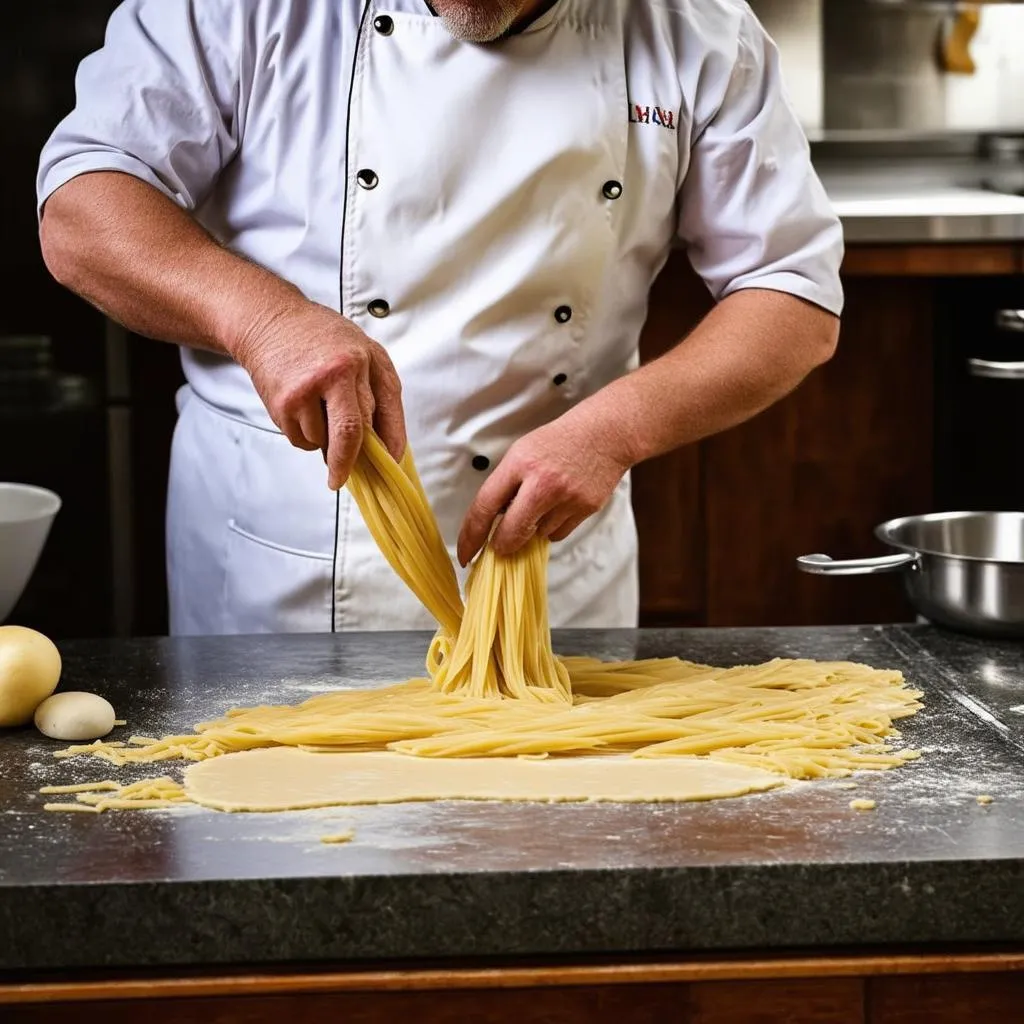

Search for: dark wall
xmin=3 ymin=3 xmax=182 ymax=638
xmin=2 ymin=2 xmax=119 ymax=349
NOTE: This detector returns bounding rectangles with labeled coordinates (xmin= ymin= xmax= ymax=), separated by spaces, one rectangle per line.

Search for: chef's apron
xmin=167 ymin=1 xmax=642 ymax=635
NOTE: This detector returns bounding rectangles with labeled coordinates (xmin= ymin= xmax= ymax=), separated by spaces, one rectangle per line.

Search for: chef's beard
xmin=431 ymin=0 xmax=526 ymax=42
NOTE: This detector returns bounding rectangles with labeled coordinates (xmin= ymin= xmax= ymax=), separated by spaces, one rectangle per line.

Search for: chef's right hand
xmin=231 ymin=299 xmax=406 ymax=490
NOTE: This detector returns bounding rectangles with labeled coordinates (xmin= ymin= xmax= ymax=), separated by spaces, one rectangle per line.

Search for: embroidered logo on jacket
xmin=628 ymin=103 xmax=677 ymax=131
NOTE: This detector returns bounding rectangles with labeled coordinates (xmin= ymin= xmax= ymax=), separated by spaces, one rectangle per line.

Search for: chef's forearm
xmin=39 ymin=171 xmax=305 ymax=357
xmin=588 ymin=288 xmax=839 ymax=467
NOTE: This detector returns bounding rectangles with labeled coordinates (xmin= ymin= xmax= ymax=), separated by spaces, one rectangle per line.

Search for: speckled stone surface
xmin=3 ymin=625 xmax=1024 ymax=974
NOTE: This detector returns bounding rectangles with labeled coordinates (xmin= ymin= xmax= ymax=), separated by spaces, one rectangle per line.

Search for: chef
xmin=37 ymin=0 xmax=843 ymax=636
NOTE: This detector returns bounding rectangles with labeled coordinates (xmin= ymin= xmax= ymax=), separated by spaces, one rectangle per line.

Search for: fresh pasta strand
xmin=44 ymin=430 xmax=924 ymax=812
xmin=353 ymin=433 xmax=571 ymax=702
xmin=47 ymin=655 xmax=922 ymax=797
xmin=43 ymin=777 xmax=187 ymax=813
xmin=346 ymin=433 xmax=463 ymax=637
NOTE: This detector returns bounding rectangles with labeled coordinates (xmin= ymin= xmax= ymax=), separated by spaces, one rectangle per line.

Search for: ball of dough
xmin=33 ymin=691 xmax=116 ymax=742
xmin=0 ymin=625 xmax=62 ymax=727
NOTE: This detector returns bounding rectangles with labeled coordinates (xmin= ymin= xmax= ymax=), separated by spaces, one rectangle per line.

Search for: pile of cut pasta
xmin=42 ymin=432 xmax=923 ymax=813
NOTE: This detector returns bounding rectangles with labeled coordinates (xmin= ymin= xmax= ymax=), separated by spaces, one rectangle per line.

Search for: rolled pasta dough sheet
xmin=184 ymin=747 xmax=784 ymax=811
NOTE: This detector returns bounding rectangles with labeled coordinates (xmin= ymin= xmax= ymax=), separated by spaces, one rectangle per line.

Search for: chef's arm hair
xmin=39 ymin=171 xmax=305 ymax=358
xmin=592 ymin=287 xmax=839 ymax=467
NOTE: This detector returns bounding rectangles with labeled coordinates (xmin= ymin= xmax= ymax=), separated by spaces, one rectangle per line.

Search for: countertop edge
xmin=3 ymin=859 xmax=1024 ymax=972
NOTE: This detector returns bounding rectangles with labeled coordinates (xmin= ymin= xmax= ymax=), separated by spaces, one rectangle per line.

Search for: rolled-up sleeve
xmin=677 ymin=7 xmax=844 ymax=317
xmin=37 ymin=0 xmax=242 ymax=219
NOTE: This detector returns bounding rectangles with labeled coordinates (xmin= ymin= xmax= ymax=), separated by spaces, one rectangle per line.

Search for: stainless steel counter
xmin=813 ymin=145 xmax=1024 ymax=244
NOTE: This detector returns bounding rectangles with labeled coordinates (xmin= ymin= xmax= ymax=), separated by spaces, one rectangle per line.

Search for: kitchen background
xmin=759 ymin=0 xmax=1024 ymax=135
xmin=3 ymin=0 xmax=1024 ymax=639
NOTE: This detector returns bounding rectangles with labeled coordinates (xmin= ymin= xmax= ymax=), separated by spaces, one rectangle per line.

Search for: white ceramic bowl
xmin=0 ymin=484 xmax=61 ymax=623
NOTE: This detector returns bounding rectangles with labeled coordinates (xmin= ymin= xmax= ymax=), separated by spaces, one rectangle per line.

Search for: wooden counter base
xmin=840 ymin=243 xmax=1024 ymax=277
xmin=5 ymin=950 xmax=1024 ymax=1023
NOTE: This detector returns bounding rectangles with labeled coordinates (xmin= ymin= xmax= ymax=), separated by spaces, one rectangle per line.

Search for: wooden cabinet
xmin=6 ymin=952 xmax=1024 ymax=1023
xmin=634 ymin=243 xmax=1024 ymax=629
xmin=631 ymin=262 xmax=712 ymax=627
xmin=703 ymin=272 xmax=935 ymax=628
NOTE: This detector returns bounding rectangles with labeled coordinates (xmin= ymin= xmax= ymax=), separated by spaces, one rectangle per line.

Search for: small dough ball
xmin=34 ymin=691 xmax=116 ymax=742
xmin=0 ymin=625 xmax=62 ymax=727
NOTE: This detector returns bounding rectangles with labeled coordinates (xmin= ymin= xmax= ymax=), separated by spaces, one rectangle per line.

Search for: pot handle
xmin=796 ymin=552 xmax=920 ymax=576
xmin=968 ymin=359 xmax=1024 ymax=380
xmin=996 ymin=309 xmax=1024 ymax=333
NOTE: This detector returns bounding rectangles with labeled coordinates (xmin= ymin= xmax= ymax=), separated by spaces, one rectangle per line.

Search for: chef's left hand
xmin=457 ymin=404 xmax=637 ymax=566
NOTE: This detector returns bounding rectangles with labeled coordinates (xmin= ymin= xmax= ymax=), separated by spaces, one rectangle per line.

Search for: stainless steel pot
xmin=796 ymin=511 xmax=1024 ymax=638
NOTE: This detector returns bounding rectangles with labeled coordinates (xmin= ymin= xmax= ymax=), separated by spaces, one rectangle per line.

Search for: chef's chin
xmin=431 ymin=0 xmax=525 ymax=42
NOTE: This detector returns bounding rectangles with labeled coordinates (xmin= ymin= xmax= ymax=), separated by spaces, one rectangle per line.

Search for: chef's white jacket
xmin=37 ymin=0 xmax=844 ymax=635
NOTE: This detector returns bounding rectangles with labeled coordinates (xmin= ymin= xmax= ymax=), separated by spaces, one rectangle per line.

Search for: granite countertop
xmin=2 ymin=625 xmax=1024 ymax=975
